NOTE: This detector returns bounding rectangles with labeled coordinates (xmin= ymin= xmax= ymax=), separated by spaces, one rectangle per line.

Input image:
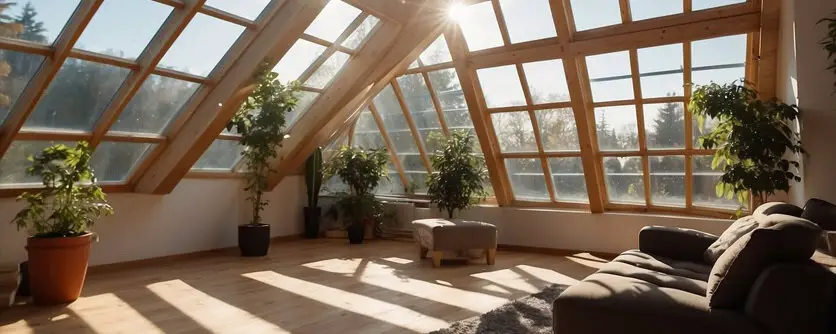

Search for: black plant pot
xmin=238 ymin=224 xmax=270 ymax=257
xmin=17 ymin=261 xmax=30 ymax=297
xmin=347 ymin=224 xmax=365 ymax=244
xmin=304 ymin=207 xmax=322 ymax=239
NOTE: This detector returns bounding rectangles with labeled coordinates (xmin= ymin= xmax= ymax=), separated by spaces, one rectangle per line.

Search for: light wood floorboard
xmin=0 ymin=239 xmax=608 ymax=333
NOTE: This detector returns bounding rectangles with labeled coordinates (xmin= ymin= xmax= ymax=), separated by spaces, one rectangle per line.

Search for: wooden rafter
xmin=516 ymin=62 xmax=558 ymax=203
xmin=135 ymin=0 xmax=324 ymax=193
xmin=683 ymin=41 xmax=694 ymax=209
xmin=628 ymin=49 xmax=652 ymax=207
xmin=0 ymin=0 xmax=103 ymax=159
xmin=755 ymin=0 xmax=779 ymax=99
xmin=420 ymin=70 xmax=451 ymax=136
xmin=89 ymin=0 xmax=205 ymax=149
xmin=369 ymin=103 xmax=410 ymax=188
xmin=296 ymin=13 xmax=368 ymax=86
xmin=391 ymin=78 xmax=433 ymax=172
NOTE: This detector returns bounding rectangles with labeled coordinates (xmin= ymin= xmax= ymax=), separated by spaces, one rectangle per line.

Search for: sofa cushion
xmin=704 ymin=202 xmax=804 ymax=264
xmin=596 ymin=260 xmax=708 ymax=295
xmin=706 ymin=214 xmax=822 ymax=309
xmin=802 ymin=198 xmax=836 ymax=231
xmin=614 ymin=250 xmax=712 ymax=281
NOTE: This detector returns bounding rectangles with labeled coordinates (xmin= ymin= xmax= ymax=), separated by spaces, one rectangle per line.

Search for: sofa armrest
xmin=745 ymin=262 xmax=836 ymax=334
xmin=639 ymin=226 xmax=718 ymax=263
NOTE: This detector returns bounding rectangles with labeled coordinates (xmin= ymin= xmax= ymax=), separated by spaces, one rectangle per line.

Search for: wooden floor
xmin=0 ymin=239 xmax=608 ymax=334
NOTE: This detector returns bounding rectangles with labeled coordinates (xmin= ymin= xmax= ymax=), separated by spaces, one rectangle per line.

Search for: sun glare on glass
xmin=448 ymin=2 xmax=467 ymax=22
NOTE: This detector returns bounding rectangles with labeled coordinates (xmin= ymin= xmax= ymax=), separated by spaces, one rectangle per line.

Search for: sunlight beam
xmin=68 ymin=293 xmax=163 ymax=333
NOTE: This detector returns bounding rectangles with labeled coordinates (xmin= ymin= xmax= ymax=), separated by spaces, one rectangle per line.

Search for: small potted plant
xmin=690 ymin=81 xmax=804 ymax=209
xmin=10 ymin=142 xmax=113 ymax=305
xmin=304 ymin=147 xmax=323 ymax=238
xmin=426 ymin=130 xmax=488 ymax=219
xmin=226 ymin=61 xmax=299 ymax=256
xmin=323 ymin=146 xmax=388 ymax=244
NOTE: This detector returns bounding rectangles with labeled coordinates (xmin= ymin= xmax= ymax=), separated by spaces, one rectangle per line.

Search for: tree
xmin=14 ymin=2 xmax=45 ymax=44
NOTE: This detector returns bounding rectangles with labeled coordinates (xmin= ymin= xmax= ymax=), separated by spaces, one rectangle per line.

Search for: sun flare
xmin=448 ymin=2 xmax=467 ymax=23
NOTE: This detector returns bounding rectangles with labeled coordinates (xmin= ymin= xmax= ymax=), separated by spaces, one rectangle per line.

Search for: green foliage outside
xmin=690 ymin=81 xmax=803 ymax=206
xmin=819 ymin=11 xmax=836 ymax=88
xmin=226 ymin=61 xmax=299 ymax=226
xmin=11 ymin=142 xmax=114 ymax=238
xmin=323 ymin=146 xmax=388 ymax=227
xmin=426 ymin=130 xmax=488 ymax=219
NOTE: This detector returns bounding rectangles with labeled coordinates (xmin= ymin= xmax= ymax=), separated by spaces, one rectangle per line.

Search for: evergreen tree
xmin=0 ymin=0 xmax=22 ymax=109
xmin=651 ymin=100 xmax=685 ymax=148
xmin=14 ymin=2 xmax=45 ymax=44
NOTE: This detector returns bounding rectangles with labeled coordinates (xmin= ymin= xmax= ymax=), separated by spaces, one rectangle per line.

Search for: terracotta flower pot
xmin=26 ymin=233 xmax=93 ymax=305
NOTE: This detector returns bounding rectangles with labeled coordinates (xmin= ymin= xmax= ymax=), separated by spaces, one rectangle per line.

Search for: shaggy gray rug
xmin=430 ymin=284 xmax=568 ymax=334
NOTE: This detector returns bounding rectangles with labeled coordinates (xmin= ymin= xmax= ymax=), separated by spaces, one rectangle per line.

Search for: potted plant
xmin=304 ymin=147 xmax=323 ymax=238
xmin=689 ymin=81 xmax=804 ymax=209
xmin=426 ymin=130 xmax=488 ymax=219
xmin=226 ymin=61 xmax=299 ymax=257
xmin=323 ymin=146 xmax=388 ymax=244
xmin=10 ymin=142 xmax=113 ymax=305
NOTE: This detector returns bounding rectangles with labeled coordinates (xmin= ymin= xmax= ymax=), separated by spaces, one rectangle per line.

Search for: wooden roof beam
xmin=755 ymin=0 xmax=779 ymax=99
xmin=135 ymin=0 xmax=325 ymax=194
xmin=0 ymin=0 xmax=103 ymax=158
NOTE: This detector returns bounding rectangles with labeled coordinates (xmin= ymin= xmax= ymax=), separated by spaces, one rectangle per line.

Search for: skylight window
xmin=273 ymin=40 xmax=327 ymax=84
xmin=341 ymin=15 xmax=380 ymax=50
xmin=192 ymin=139 xmax=243 ymax=171
xmin=522 ymin=59 xmax=570 ymax=104
xmin=491 ymin=112 xmax=537 ymax=153
xmin=75 ymin=0 xmax=171 ymax=59
xmin=693 ymin=0 xmax=746 ymax=11
xmin=498 ymin=0 xmax=557 ymax=43
xmin=397 ymin=74 xmax=443 ymax=153
xmin=586 ymin=51 xmax=634 ymax=102
xmin=477 ymin=65 xmax=526 ymax=108
xmin=628 ymin=0 xmax=682 ymax=21
xmin=455 ymin=1 xmax=505 ymax=51
xmin=205 ymin=0 xmax=271 ymax=20
xmin=91 ymin=142 xmax=155 ymax=182
xmin=4 ymin=0 xmax=80 ymax=45
xmin=304 ymin=0 xmax=361 ymax=43
xmin=594 ymin=105 xmax=639 ymax=151
xmin=304 ymin=51 xmax=350 ymax=89
xmin=0 ymin=51 xmax=44 ymax=123
xmin=505 ymin=158 xmax=549 ymax=201
xmin=570 ymin=0 xmax=622 ymax=31
xmin=111 ymin=75 xmax=201 ymax=135
xmin=637 ymin=43 xmax=684 ymax=98
xmin=418 ymin=35 xmax=453 ymax=66
xmin=691 ymin=34 xmax=746 ymax=88
xmin=158 ymin=13 xmax=245 ymax=76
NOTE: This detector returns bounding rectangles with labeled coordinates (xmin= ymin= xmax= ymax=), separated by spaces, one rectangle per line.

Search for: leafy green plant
xmin=819 ymin=11 xmax=836 ymax=88
xmin=226 ymin=60 xmax=299 ymax=226
xmin=689 ymin=81 xmax=803 ymax=206
xmin=11 ymin=142 xmax=113 ymax=238
xmin=426 ymin=130 xmax=488 ymax=219
xmin=305 ymin=147 xmax=323 ymax=208
xmin=323 ymin=146 xmax=389 ymax=226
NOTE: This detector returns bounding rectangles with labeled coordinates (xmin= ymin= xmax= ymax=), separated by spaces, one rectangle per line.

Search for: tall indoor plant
xmin=10 ymin=141 xmax=113 ymax=305
xmin=690 ymin=81 xmax=804 ymax=208
xmin=323 ymin=146 xmax=388 ymax=244
xmin=426 ymin=130 xmax=488 ymax=219
xmin=226 ymin=61 xmax=298 ymax=256
xmin=303 ymin=147 xmax=323 ymax=238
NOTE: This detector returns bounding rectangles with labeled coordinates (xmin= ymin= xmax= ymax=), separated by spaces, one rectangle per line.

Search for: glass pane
xmin=549 ymin=157 xmax=587 ymax=203
xmin=405 ymin=171 xmax=428 ymax=194
xmin=24 ymin=58 xmax=130 ymax=131
xmin=535 ymin=108 xmax=579 ymax=152
xmin=498 ymin=0 xmax=557 ymax=44
xmin=419 ymin=35 xmax=453 ymax=66
xmin=374 ymin=85 xmax=422 ymax=170
xmin=477 ymin=65 xmax=526 ymax=108
xmin=286 ymin=90 xmax=319 ymax=128
xmin=408 ymin=60 xmax=419 ymax=69
xmin=522 ymin=59 xmax=570 ymax=104
xmin=692 ymin=34 xmax=746 ymax=88
xmin=111 ymin=75 xmax=200 ymax=135
xmin=428 ymin=69 xmax=473 ymax=131
xmin=692 ymin=115 xmax=720 ymax=147
xmin=692 ymin=155 xmax=740 ymax=209
xmin=453 ymin=1 xmax=504 ymax=51
xmin=603 ymin=156 xmax=645 ymax=204
xmin=91 ymin=142 xmax=154 ymax=182
xmin=341 ymin=15 xmax=379 ymax=50
xmin=649 ymin=155 xmax=685 ymax=207
xmin=304 ymin=0 xmax=361 ymax=43
xmin=4 ymin=0 xmax=80 ymax=44
xmin=304 ymin=51 xmax=349 ymax=89
xmin=693 ymin=0 xmax=745 ymax=11
xmin=0 ymin=140 xmax=73 ymax=186
xmin=0 ymin=50 xmax=44 ymax=123
xmin=491 ymin=111 xmax=536 ymax=153
xmin=397 ymin=74 xmax=443 ymax=153
xmin=594 ymin=106 xmax=639 ymax=151
xmin=158 ymin=13 xmax=245 ymax=76
xmin=506 ymin=158 xmax=549 ymax=201
xmin=638 ymin=43 xmax=683 ymax=98
xmin=629 ymin=0 xmax=682 ymax=21
xmin=192 ymin=139 xmax=242 ymax=170
xmin=274 ymin=39 xmax=327 ymax=84
xmin=586 ymin=51 xmax=634 ymax=102
xmin=205 ymin=0 xmax=271 ymax=20
xmin=570 ymin=0 xmax=622 ymax=31
xmin=376 ymin=171 xmax=405 ymax=195
xmin=76 ymin=0 xmax=171 ymax=59
xmin=352 ymin=110 xmax=386 ymax=149
xmin=644 ymin=102 xmax=685 ymax=150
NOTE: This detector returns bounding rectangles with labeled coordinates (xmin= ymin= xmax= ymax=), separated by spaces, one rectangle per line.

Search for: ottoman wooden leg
xmin=419 ymin=246 xmax=428 ymax=259
xmin=431 ymin=251 xmax=443 ymax=268
xmin=486 ymin=248 xmax=497 ymax=265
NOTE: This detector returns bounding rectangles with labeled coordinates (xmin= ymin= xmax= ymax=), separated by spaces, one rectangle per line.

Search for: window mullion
xmin=421 ymin=71 xmax=450 ymax=137
xmin=516 ymin=63 xmax=557 ymax=203
xmin=629 ymin=49 xmax=652 ymax=207
xmin=683 ymin=41 xmax=694 ymax=209
xmin=390 ymin=79 xmax=432 ymax=174
xmin=368 ymin=103 xmax=409 ymax=189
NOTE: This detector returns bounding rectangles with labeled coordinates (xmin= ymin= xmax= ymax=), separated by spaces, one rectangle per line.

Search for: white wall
xmin=0 ymin=177 xmax=305 ymax=266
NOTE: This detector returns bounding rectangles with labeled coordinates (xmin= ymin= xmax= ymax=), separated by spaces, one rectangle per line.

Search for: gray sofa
xmin=553 ymin=203 xmax=836 ymax=334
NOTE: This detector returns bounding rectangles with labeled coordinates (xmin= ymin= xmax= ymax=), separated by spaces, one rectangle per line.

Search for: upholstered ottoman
xmin=412 ymin=219 xmax=497 ymax=267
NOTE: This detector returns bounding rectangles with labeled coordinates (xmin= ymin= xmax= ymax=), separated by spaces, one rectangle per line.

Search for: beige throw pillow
xmin=703 ymin=202 xmax=804 ymax=264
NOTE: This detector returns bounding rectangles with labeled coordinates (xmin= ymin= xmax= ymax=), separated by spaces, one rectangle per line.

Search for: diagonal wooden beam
xmin=295 ymin=13 xmax=368 ymax=85
xmin=0 ymin=0 xmax=103 ymax=157
xmin=369 ymin=103 xmax=410 ymax=188
xmin=135 ymin=0 xmax=326 ymax=193
xmin=267 ymin=1 xmax=451 ymax=189
xmin=391 ymin=78 xmax=433 ymax=172
xmin=89 ymin=0 xmax=205 ymax=148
